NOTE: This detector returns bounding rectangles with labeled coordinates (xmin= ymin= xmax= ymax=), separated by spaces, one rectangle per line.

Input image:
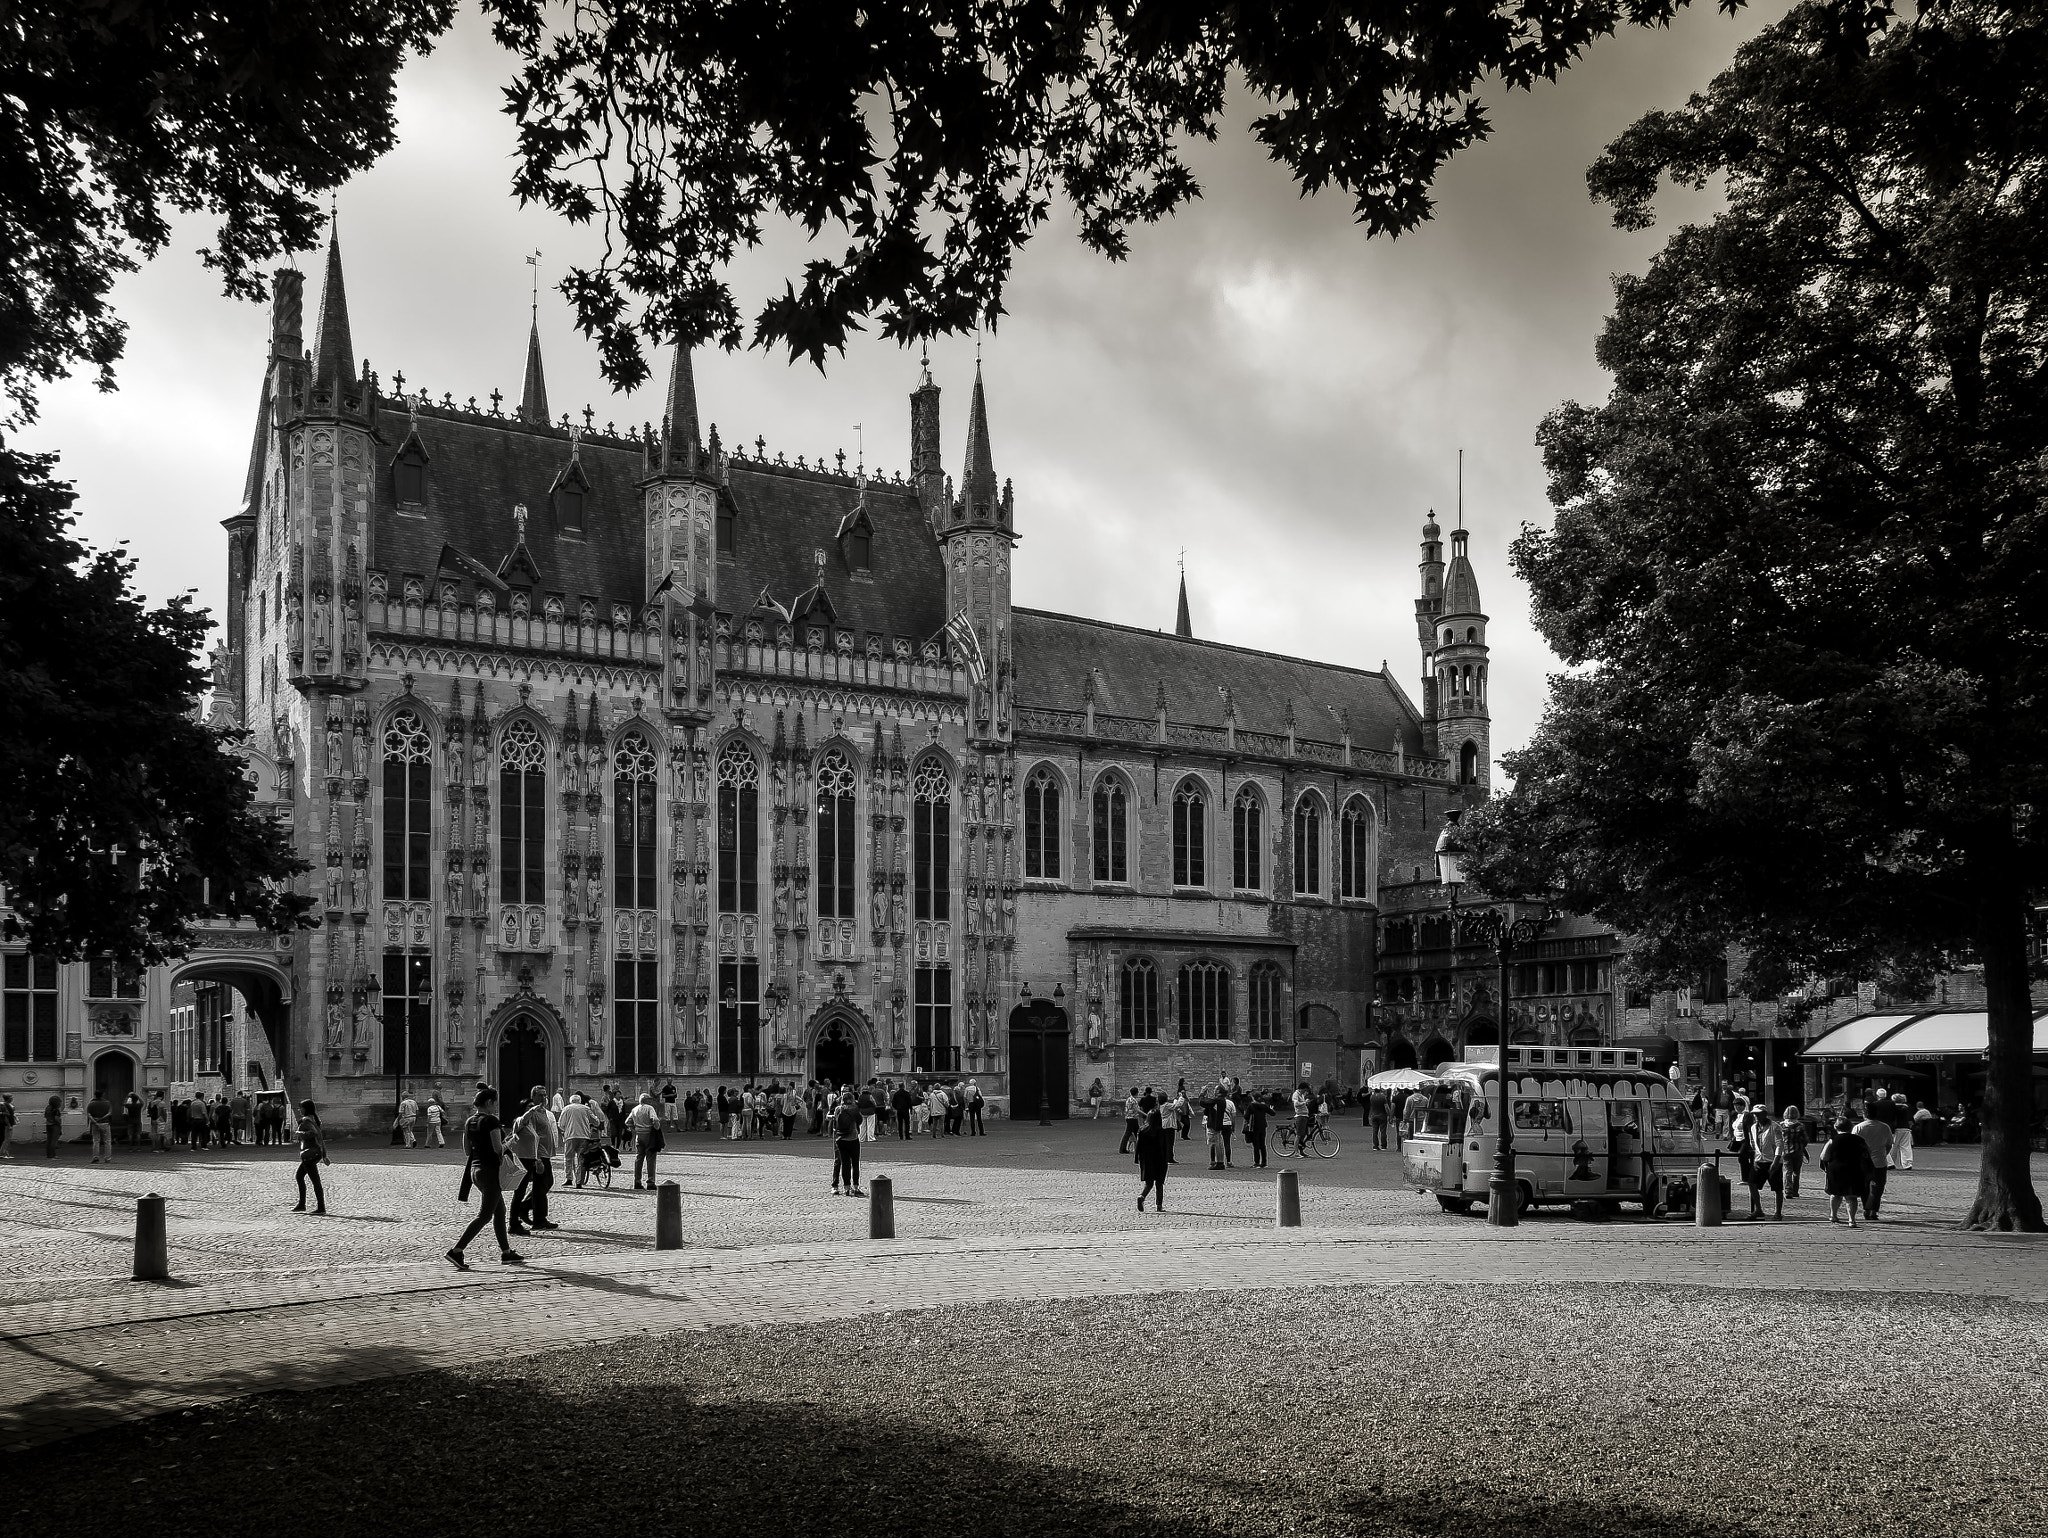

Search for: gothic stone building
xmin=1 ymin=235 xmax=1507 ymax=1135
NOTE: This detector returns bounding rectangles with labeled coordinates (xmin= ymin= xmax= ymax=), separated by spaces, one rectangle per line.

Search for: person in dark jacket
xmin=1819 ymin=1118 xmax=1873 ymax=1228
xmin=1243 ymin=1095 xmax=1270 ymax=1169
xmin=1135 ymin=1110 xmax=1171 ymax=1212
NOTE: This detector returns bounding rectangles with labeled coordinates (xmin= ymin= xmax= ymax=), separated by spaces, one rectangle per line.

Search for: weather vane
xmin=526 ymin=250 xmax=542 ymax=317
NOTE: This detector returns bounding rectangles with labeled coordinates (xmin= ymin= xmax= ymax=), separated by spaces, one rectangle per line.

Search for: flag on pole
xmin=943 ymin=610 xmax=986 ymax=684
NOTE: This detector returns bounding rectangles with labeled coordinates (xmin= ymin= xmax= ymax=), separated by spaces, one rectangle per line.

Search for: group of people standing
xmin=1726 ymin=1091 xmax=1917 ymax=1226
xmin=1119 ymin=1078 xmax=1335 ymax=1210
xmin=700 ymin=1078 xmax=989 ymax=1141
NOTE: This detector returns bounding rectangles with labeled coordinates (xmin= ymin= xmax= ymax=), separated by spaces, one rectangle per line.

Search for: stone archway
xmin=804 ymin=1006 xmax=876 ymax=1089
xmin=164 ymin=940 xmax=295 ymax=1086
xmin=1464 ymin=1020 xmax=1499 ymax=1047
xmin=1384 ymin=1034 xmax=1419 ymax=1070
xmin=1419 ymin=1035 xmax=1455 ymax=1069
xmin=481 ymin=997 xmax=569 ymax=1098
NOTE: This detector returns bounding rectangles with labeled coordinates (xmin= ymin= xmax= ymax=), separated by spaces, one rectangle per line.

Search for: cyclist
xmin=1291 ymin=1083 xmax=1313 ymax=1155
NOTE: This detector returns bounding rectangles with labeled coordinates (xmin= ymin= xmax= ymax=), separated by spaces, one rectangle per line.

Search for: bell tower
xmin=935 ymin=362 xmax=1016 ymax=745
xmin=643 ymin=341 xmax=719 ymax=728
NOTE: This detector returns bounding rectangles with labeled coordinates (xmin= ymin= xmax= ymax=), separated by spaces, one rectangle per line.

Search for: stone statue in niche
xmin=352 ymin=998 xmax=370 ymax=1044
xmin=350 ymin=727 xmax=369 ymax=781
xmin=350 ymin=868 xmax=368 ymax=912
xmin=324 ymin=713 xmax=343 ymax=773
xmin=773 ymin=884 xmax=790 ymax=931
xmin=583 ymin=869 xmax=601 ymax=918
xmin=325 ymin=1001 xmax=344 ymax=1048
xmin=446 ymin=738 xmax=464 ymax=783
xmin=324 ymin=863 xmax=341 ymax=910
xmin=447 ymin=863 xmax=464 ymax=914
xmin=288 ymin=600 xmax=303 ymax=655
xmin=470 ymin=863 xmax=488 ymax=914
xmin=889 ymin=889 xmax=906 ymax=933
xmin=312 ymin=605 xmax=329 ymax=653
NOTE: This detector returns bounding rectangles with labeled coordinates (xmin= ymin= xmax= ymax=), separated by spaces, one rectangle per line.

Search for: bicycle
xmin=580 ymin=1145 xmax=613 ymax=1189
xmin=1276 ymin=1120 xmax=1340 ymax=1158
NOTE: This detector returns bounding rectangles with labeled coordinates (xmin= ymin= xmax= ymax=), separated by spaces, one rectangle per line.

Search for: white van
xmin=1400 ymin=1046 xmax=1703 ymax=1215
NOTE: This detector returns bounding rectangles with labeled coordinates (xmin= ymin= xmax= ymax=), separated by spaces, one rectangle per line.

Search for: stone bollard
xmin=1695 ymin=1158 xmax=1723 ymax=1227
xmin=1276 ymin=1169 xmax=1301 ymax=1228
xmin=655 ymin=1181 xmax=683 ymax=1250
xmin=133 ymin=1193 xmax=168 ymax=1281
xmin=869 ymin=1175 xmax=895 ymax=1240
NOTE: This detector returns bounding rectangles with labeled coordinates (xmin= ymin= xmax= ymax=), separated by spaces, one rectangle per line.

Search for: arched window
xmin=1024 ymin=767 xmax=1061 ymax=880
xmin=498 ymin=720 xmax=547 ymax=905
xmin=1248 ymin=961 xmax=1284 ymax=1040
xmin=381 ymin=710 xmax=434 ymax=900
xmin=815 ymin=748 xmax=856 ymax=918
xmin=1459 ymin=740 xmax=1480 ymax=785
xmin=1231 ymin=788 xmax=1262 ymax=891
xmin=1172 ymin=778 xmax=1207 ymax=888
xmin=1091 ymin=775 xmax=1128 ymax=884
xmin=913 ymin=757 xmax=950 ymax=920
xmin=1466 ymin=626 xmax=1477 ymax=643
xmin=1177 ymin=960 xmax=1229 ymax=1039
xmin=612 ymin=733 xmax=658 ymax=909
xmin=1118 ymin=956 xmax=1159 ymax=1039
xmin=1339 ymin=797 xmax=1373 ymax=900
xmin=717 ymin=740 xmax=759 ymax=914
xmin=1293 ymin=794 xmax=1322 ymax=897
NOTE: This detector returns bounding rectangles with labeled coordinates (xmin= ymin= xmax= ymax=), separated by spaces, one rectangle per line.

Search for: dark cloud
xmin=22 ymin=2 xmax=1789 ymax=774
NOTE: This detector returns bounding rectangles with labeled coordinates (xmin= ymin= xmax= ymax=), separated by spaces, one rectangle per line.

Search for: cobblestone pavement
xmin=2 ymin=1124 xmax=2040 ymax=1453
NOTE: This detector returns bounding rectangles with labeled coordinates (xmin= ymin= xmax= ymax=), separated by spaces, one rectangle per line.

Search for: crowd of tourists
xmin=1114 ymin=1076 xmax=1341 ymax=1210
xmin=8 ymin=1087 xmax=293 ymax=1160
xmin=1718 ymin=1086 xmax=1921 ymax=1228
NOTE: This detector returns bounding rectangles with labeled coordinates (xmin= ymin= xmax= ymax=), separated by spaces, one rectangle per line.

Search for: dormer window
xmin=554 ymin=481 xmax=584 ymax=534
xmin=846 ymin=527 xmax=871 ymax=570
xmin=716 ymin=503 xmax=735 ymax=557
xmin=394 ymin=447 xmax=428 ymax=506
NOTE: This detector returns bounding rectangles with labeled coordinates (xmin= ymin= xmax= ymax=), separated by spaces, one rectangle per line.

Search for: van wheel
xmin=1436 ymin=1195 xmax=1472 ymax=1214
xmin=1517 ymin=1183 xmax=1536 ymax=1217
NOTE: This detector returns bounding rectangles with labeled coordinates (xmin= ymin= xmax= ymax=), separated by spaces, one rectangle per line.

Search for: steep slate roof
xmin=1012 ymin=608 xmax=1429 ymax=756
xmin=369 ymin=404 xmax=947 ymax=640
xmin=1442 ymin=543 xmax=1484 ymax=617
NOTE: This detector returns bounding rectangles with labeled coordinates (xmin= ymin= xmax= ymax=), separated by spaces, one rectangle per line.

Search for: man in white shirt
xmin=558 ymin=1093 xmax=596 ymax=1186
xmin=396 ymin=1092 xmax=419 ymax=1148
xmin=509 ymin=1087 xmax=560 ymax=1233
xmin=1745 ymin=1110 xmax=1784 ymax=1221
xmin=425 ymin=1095 xmax=448 ymax=1148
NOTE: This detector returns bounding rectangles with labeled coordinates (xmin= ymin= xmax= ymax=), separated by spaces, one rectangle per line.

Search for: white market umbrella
xmin=1367 ymin=1068 xmax=1439 ymax=1091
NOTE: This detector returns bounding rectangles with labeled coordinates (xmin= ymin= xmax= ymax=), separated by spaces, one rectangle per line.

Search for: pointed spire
xmin=659 ymin=341 xmax=701 ymax=474
xmin=1175 ymin=568 xmax=1192 ymax=639
xmin=471 ymin=684 xmax=489 ymax=739
xmin=310 ymin=226 xmax=356 ymax=395
xmin=519 ymin=317 xmax=549 ymax=426
xmin=960 ymin=363 xmax=997 ymax=519
xmin=562 ymin=689 xmax=580 ymax=740
xmin=585 ymin=692 xmax=603 ymax=745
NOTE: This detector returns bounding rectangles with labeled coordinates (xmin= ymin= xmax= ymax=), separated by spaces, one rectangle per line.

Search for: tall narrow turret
xmin=934 ymin=359 xmax=1015 ymax=744
xmin=518 ymin=317 xmax=550 ymax=426
xmin=643 ymin=338 xmax=716 ymax=726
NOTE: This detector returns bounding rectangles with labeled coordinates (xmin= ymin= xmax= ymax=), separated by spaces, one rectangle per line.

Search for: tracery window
xmin=382 ymin=709 xmax=434 ymax=901
xmin=717 ymin=740 xmax=759 ymax=914
xmin=912 ymin=757 xmax=951 ymax=921
xmin=1248 ymin=962 xmax=1284 ymax=1040
xmin=1091 ymin=775 xmax=1128 ymax=884
xmin=815 ymin=748 xmax=857 ymax=919
xmin=612 ymin=732 xmax=659 ymax=910
xmin=1024 ymin=767 xmax=1061 ymax=880
xmin=382 ymin=952 xmax=432 ymax=1075
xmin=1118 ymin=956 xmax=1159 ymax=1040
xmin=1232 ymin=788 xmax=1263 ymax=891
xmin=2 ymin=954 xmax=59 ymax=1062
xmin=1294 ymin=793 xmax=1323 ymax=897
xmin=1340 ymin=797 xmax=1373 ymax=901
xmin=498 ymin=719 xmax=547 ymax=905
xmin=1178 ymin=960 xmax=1230 ymax=1040
xmin=614 ymin=957 xmax=658 ymax=1075
xmin=1172 ymin=778 xmax=1207 ymax=888
xmin=915 ymin=965 xmax=955 ymax=1072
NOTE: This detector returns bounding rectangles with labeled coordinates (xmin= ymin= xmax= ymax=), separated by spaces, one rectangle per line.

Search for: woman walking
xmin=447 ymin=1087 xmax=522 ymax=1269
xmin=1819 ymin=1117 xmax=1872 ymax=1228
xmin=1135 ymin=1110 xmax=1171 ymax=1212
xmin=290 ymin=1100 xmax=329 ymax=1214
xmin=1778 ymin=1105 xmax=1809 ymax=1198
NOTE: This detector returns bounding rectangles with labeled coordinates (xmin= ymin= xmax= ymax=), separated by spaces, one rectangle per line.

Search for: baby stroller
xmin=580 ymin=1137 xmax=616 ymax=1189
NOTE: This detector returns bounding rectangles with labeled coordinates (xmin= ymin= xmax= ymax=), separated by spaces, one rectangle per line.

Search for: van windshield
xmin=1405 ymin=1084 xmax=1470 ymax=1139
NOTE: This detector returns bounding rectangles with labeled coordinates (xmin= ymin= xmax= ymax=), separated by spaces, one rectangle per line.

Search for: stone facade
xmin=3 ymin=235 xmax=1501 ymax=1134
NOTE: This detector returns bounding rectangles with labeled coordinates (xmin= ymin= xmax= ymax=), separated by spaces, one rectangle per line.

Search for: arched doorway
xmin=815 ymin=1019 xmax=857 ymax=1089
xmin=1384 ymin=1034 xmax=1418 ymax=1070
xmin=1464 ymin=1020 xmax=1499 ymax=1046
xmin=1419 ymin=1035 xmax=1454 ymax=1069
xmin=496 ymin=1017 xmax=548 ymax=1102
xmin=94 ymin=1049 xmax=137 ymax=1105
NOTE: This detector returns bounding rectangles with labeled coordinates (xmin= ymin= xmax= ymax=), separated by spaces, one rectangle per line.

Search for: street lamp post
xmin=1434 ymin=811 xmax=1555 ymax=1228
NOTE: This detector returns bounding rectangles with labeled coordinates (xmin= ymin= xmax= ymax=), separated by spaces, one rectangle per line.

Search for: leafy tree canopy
xmin=1463 ymin=0 xmax=2048 ymax=1228
xmin=481 ymin=0 xmax=1742 ymax=387
xmin=0 ymin=450 xmax=312 ymax=961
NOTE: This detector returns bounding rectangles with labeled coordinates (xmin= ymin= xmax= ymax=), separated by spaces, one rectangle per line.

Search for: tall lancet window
xmin=1092 ymin=775 xmax=1128 ymax=884
xmin=381 ymin=710 xmax=434 ymax=901
xmin=1172 ymin=778 xmax=1207 ymax=889
xmin=612 ymin=732 xmax=659 ymax=910
xmin=717 ymin=740 xmax=759 ymax=914
xmin=815 ymin=748 xmax=857 ymax=918
xmin=1232 ymin=787 xmax=1263 ymax=892
xmin=498 ymin=720 xmax=547 ymax=905
xmin=1340 ymin=797 xmax=1374 ymax=901
xmin=1024 ymin=767 xmax=1061 ymax=880
xmin=1293 ymin=793 xmax=1323 ymax=898
xmin=912 ymin=757 xmax=951 ymax=920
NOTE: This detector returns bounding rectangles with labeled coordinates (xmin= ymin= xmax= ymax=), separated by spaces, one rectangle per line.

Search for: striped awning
xmin=1800 ymin=1008 xmax=2048 ymax=1060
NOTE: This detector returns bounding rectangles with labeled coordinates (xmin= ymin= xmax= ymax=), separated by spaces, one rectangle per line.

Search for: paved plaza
xmin=3 ymin=1119 xmax=2042 ymax=1466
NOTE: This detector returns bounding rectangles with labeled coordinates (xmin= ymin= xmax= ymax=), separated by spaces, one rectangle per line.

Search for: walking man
xmin=1368 ymin=1087 xmax=1390 ymax=1151
xmin=397 ymin=1089 xmax=420 ymax=1148
xmin=830 ymin=1087 xmax=863 ymax=1196
xmin=1889 ymin=1092 xmax=1914 ymax=1170
xmin=43 ymin=1093 xmax=63 ymax=1157
xmin=426 ymin=1094 xmax=448 ymax=1148
xmin=509 ymin=1087 xmax=560 ymax=1233
xmin=1118 ymin=1088 xmax=1141 ymax=1154
xmin=1853 ymin=1100 xmax=1894 ymax=1221
xmin=147 ymin=1091 xmax=169 ymax=1152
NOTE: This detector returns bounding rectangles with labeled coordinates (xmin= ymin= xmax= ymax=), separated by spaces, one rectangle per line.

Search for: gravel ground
xmin=9 ymin=1282 xmax=2042 ymax=1538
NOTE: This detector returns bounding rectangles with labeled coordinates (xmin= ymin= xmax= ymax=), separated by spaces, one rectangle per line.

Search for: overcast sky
xmin=22 ymin=2 xmax=1788 ymax=775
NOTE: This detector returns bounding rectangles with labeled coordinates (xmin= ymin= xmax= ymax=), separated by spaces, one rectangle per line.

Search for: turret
xmin=1433 ymin=524 xmax=1490 ymax=791
xmin=643 ymin=340 xmax=717 ymax=726
xmin=518 ymin=316 xmax=550 ymax=426
xmin=910 ymin=350 xmax=944 ymax=533
xmin=933 ymin=360 xmax=1015 ymax=744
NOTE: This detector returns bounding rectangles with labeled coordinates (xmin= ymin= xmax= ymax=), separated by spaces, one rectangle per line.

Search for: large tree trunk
xmin=1962 ymin=880 xmax=2044 ymax=1232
